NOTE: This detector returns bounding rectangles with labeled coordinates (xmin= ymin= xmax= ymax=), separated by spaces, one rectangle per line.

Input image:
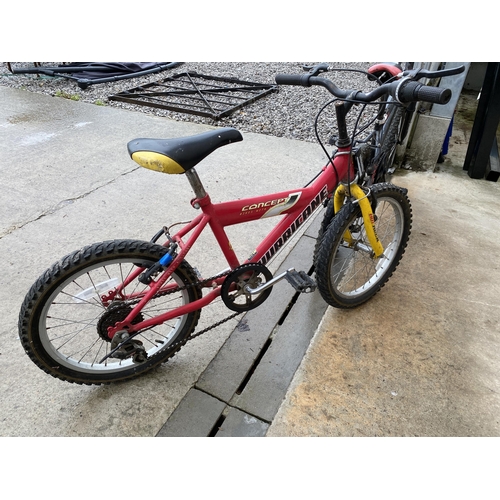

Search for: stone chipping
xmin=1 ymin=61 xmax=379 ymax=145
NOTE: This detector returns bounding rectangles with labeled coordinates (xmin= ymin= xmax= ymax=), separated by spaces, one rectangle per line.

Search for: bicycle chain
xmin=118 ymin=268 xmax=242 ymax=357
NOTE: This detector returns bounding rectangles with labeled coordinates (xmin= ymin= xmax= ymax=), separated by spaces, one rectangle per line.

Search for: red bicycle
xmin=19 ymin=63 xmax=464 ymax=384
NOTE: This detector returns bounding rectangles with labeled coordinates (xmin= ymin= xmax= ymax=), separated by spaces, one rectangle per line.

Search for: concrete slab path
xmin=2 ymin=85 xmax=499 ymax=438
xmin=0 ymin=86 xmax=325 ymax=436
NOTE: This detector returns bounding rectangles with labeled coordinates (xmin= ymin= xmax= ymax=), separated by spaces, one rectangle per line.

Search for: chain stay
xmin=161 ymin=269 xmax=243 ymax=347
xmin=111 ymin=268 xmax=242 ymax=361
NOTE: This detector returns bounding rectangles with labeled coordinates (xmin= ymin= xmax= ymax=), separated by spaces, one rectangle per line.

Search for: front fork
xmin=333 ymin=183 xmax=384 ymax=258
xmin=330 ymin=100 xmax=384 ymax=259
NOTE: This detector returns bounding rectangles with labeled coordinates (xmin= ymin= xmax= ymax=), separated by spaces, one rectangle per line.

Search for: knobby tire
xmin=315 ymin=183 xmax=412 ymax=308
xmin=18 ymin=239 xmax=202 ymax=385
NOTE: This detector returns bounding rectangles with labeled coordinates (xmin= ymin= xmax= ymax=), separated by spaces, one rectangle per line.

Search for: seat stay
xmin=170 ymin=210 xmax=241 ymax=270
xmin=107 ymin=214 xmax=219 ymax=336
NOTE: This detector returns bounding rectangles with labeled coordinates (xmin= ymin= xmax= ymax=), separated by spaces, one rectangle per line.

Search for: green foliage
xmin=54 ymin=89 xmax=80 ymax=101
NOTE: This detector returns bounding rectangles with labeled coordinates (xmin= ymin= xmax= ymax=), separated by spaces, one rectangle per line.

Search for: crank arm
xmin=244 ymin=268 xmax=316 ymax=294
xmin=244 ymin=269 xmax=291 ymax=295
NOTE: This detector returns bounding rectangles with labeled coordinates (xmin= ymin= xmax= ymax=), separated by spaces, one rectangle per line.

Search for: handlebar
xmin=275 ymin=64 xmax=466 ymax=106
xmin=395 ymin=79 xmax=451 ymax=105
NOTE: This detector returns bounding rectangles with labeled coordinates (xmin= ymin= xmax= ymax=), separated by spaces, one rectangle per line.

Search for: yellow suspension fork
xmin=333 ymin=183 xmax=384 ymax=258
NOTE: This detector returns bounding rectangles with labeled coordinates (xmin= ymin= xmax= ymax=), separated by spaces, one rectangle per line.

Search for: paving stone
xmin=304 ymin=207 xmax=323 ymax=238
xmin=157 ymin=212 xmax=326 ymax=436
xmin=156 ymin=388 xmax=226 ymax=437
xmin=232 ymin=286 xmax=328 ymax=423
xmin=215 ymin=407 xmax=269 ymax=437
xmin=195 ymin=230 xmax=320 ymax=402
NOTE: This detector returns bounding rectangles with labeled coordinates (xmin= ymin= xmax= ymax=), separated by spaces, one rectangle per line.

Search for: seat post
xmin=185 ymin=168 xmax=207 ymax=200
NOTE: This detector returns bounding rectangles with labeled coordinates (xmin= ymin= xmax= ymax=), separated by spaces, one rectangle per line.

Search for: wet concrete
xmin=0 ymin=86 xmax=325 ymax=437
xmin=2 ymin=85 xmax=499 ymax=437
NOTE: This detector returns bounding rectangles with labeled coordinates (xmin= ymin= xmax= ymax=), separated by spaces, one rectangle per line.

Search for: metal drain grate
xmin=109 ymin=72 xmax=278 ymax=120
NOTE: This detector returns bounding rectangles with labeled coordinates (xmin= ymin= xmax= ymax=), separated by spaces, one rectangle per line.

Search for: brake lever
xmin=401 ymin=64 xmax=466 ymax=81
xmin=302 ymin=63 xmax=330 ymax=76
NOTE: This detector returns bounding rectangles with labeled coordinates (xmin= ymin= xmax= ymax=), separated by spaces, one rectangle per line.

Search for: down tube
xmin=247 ymin=185 xmax=329 ymax=266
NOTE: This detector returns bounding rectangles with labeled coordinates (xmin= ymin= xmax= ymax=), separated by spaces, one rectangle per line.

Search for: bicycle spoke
xmin=46 ymin=315 xmax=102 ymax=329
xmin=74 ymin=336 xmax=104 ymax=364
xmin=48 ymin=310 xmax=103 ymax=346
xmin=60 ymin=290 xmax=105 ymax=308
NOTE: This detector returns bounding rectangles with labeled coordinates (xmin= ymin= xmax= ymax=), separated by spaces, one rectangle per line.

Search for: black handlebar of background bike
xmin=403 ymin=65 xmax=465 ymax=80
xmin=275 ymin=64 xmax=465 ymax=106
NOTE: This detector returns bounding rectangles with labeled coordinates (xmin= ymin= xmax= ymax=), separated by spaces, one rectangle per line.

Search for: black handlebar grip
xmin=398 ymin=80 xmax=452 ymax=105
xmin=275 ymin=73 xmax=312 ymax=87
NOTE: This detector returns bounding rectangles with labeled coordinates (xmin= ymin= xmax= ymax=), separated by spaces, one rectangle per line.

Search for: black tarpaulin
xmin=58 ymin=62 xmax=172 ymax=78
xmin=9 ymin=62 xmax=183 ymax=89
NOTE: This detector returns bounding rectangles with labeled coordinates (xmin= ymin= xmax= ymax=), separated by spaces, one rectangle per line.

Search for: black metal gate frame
xmin=109 ymin=72 xmax=278 ymax=120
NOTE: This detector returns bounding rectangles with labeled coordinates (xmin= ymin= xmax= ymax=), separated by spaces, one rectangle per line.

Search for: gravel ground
xmin=1 ymin=62 xmax=379 ymax=144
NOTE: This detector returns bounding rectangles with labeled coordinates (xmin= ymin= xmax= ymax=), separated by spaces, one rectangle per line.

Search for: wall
xmin=403 ymin=62 xmax=471 ymax=171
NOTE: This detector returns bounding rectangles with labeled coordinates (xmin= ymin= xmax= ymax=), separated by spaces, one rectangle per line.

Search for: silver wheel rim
xmin=38 ymin=257 xmax=190 ymax=374
xmin=330 ymin=197 xmax=404 ymax=298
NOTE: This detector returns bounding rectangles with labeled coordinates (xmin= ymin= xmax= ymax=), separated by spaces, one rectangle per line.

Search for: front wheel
xmin=315 ymin=183 xmax=412 ymax=308
xmin=18 ymin=239 xmax=202 ymax=385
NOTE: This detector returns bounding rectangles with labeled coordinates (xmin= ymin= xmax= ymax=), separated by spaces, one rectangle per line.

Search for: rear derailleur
xmin=109 ymin=331 xmax=148 ymax=363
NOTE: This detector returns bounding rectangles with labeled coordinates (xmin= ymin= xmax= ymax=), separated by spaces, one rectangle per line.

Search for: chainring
xmin=221 ymin=263 xmax=273 ymax=312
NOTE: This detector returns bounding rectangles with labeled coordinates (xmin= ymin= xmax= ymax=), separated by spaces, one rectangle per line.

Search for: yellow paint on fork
xmin=333 ymin=184 xmax=354 ymax=245
xmin=333 ymin=183 xmax=384 ymax=258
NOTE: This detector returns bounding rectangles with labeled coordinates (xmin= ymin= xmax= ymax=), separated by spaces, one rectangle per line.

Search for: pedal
xmin=285 ymin=269 xmax=316 ymax=293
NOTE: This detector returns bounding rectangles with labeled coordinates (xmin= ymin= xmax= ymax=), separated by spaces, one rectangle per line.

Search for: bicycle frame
xmin=105 ymin=143 xmax=355 ymax=338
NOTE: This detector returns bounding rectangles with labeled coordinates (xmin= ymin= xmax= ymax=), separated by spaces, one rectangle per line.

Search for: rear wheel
xmin=315 ymin=184 xmax=412 ymax=308
xmin=18 ymin=239 xmax=202 ymax=385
